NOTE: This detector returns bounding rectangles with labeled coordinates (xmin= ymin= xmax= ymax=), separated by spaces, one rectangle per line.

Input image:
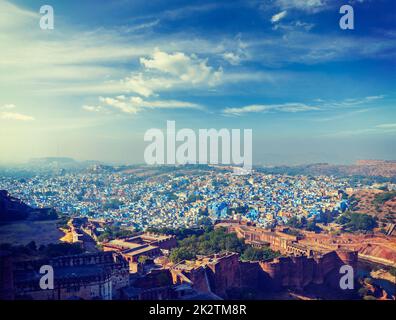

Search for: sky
xmin=0 ymin=0 xmax=395 ymax=165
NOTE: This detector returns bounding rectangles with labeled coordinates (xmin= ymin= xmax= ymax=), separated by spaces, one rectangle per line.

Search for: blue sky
xmin=0 ymin=0 xmax=395 ymax=165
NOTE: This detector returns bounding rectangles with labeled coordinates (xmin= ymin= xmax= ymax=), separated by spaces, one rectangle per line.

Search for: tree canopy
xmin=169 ymin=227 xmax=280 ymax=263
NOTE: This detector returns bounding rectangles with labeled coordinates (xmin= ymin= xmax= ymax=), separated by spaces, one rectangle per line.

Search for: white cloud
xmin=376 ymin=123 xmax=396 ymax=129
xmin=128 ymin=97 xmax=202 ymax=110
xmin=223 ymin=103 xmax=319 ymax=116
xmin=140 ymin=49 xmax=222 ymax=83
xmin=0 ymin=104 xmax=34 ymax=121
xmin=99 ymin=96 xmax=138 ymax=114
xmin=330 ymin=95 xmax=385 ymax=107
xmin=82 ymin=105 xmax=103 ymax=112
xmin=223 ymin=94 xmax=386 ymax=118
xmin=119 ymin=49 xmax=224 ymax=97
xmin=96 ymin=96 xmax=202 ymax=114
xmin=245 ymin=31 xmax=396 ymax=66
xmin=365 ymin=95 xmax=385 ymax=101
xmin=222 ymin=52 xmax=242 ymax=66
xmin=0 ymin=104 xmax=16 ymax=110
xmin=273 ymin=20 xmax=315 ymax=31
xmin=122 ymin=73 xmax=160 ymax=97
xmin=271 ymin=11 xmax=287 ymax=23
xmin=0 ymin=1 xmax=37 ymax=31
xmin=275 ymin=0 xmax=327 ymax=12
xmin=221 ymin=35 xmax=248 ymax=66
xmin=119 ymin=19 xmax=160 ymax=33
xmin=224 ymin=105 xmax=268 ymax=115
xmin=0 ymin=112 xmax=34 ymax=121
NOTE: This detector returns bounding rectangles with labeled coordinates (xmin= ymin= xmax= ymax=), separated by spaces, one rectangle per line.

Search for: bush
xmin=373 ymin=191 xmax=396 ymax=205
xmin=169 ymin=247 xmax=195 ymax=263
xmin=337 ymin=212 xmax=377 ymax=232
xmin=241 ymin=246 xmax=280 ymax=261
xmin=97 ymin=225 xmax=135 ymax=242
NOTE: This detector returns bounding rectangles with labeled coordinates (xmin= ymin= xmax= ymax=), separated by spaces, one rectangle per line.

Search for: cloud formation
xmin=275 ymin=0 xmax=327 ymax=12
xmin=376 ymin=123 xmax=396 ymax=129
xmin=123 ymin=49 xmax=223 ymax=97
xmin=223 ymin=103 xmax=320 ymax=116
xmin=222 ymin=95 xmax=386 ymax=116
xmin=271 ymin=11 xmax=288 ymax=23
xmin=82 ymin=105 xmax=103 ymax=113
xmin=83 ymin=96 xmax=202 ymax=115
xmin=0 ymin=104 xmax=34 ymax=121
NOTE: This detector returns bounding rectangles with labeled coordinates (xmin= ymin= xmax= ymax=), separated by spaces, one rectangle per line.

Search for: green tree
xmin=169 ymin=247 xmax=195 ymax=263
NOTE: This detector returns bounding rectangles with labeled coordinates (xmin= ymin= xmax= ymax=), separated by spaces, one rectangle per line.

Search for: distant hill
xmin=28 ymin=157 xmax=77 ymax=165
xmin=27 ymin=157 xmax=103 ymax=169
xmin=257 ymin=160 xmax=396 ymax=178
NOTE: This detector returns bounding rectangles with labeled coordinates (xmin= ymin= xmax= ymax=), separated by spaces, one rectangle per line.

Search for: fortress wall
xmin=0 ymin=252 xmax=14 ymax=300
xmin=259 ymin=250 xmax=358 ymax=290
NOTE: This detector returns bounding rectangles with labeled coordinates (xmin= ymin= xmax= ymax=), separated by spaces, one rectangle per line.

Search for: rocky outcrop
xmin=0 ymin=190 xmax=31 ymax=221
xmin=0 ymin=190 xmax=57 ymax=222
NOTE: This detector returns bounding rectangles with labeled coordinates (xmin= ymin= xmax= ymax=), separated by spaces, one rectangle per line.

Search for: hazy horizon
xmin=1 ymin=154 xmax=395 ymax=168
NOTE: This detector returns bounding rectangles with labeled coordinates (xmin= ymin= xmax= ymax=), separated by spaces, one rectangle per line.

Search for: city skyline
xmin=1 ymin=0 xmax=395 ymax=165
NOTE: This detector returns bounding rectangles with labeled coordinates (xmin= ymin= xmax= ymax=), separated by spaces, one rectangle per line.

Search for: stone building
xmin=12 ymin=251 xmax=129 ymax=300
xmin=216 ymin=221 xmax=311 ymax=256
xmin=102 ymin=233 xmax=176 ymax=272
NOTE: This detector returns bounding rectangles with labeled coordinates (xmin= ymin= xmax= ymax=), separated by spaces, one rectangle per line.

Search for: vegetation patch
xmin=169 ymin=227 xmax=280 ymax=263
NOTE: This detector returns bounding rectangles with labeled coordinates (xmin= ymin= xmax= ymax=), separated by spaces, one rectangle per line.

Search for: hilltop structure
xmin=8 ymin=251 xmax=129 ymax=300
xmin=102 ymin=233 xmax=177 ymax=272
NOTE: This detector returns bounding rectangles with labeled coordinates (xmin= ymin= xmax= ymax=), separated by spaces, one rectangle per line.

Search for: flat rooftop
xmin=105 ymin=239 xmax=143 ymax=250
xmin=128 ymin=233 xmax=174 ymax=243
xmin=123 ymin=245 xmax=159 ymax=257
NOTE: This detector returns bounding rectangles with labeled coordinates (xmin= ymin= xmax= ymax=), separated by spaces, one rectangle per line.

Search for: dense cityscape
xmin=0 ymin=167 xmax=352 ymax=230
xmin=1 ymin=162 xmax=395 ymax=302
